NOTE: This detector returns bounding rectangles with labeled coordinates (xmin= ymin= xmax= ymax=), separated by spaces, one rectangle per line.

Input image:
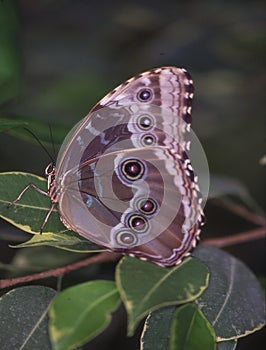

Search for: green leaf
xmin=193 ymin=246 xmax=266 ymax=341
xmin=0 ymin=172 xmax=64 ymax=234
xmin=0 ymin=286 xmax=56 ymax=349
xmin=12 ymin=231 xmax=102 ymax=252
xmin=141 ymin=307 xmax=238 ymax=350
xmin=7 ymin=246 xmax=91 ymax=275
xmin=116 ymin=256 xmax=209 ymax=336
xmin=140 ymin=307 xmax=176 ymax=350
xmin=0 ymin=171 xmax=100 ymax=253
xmin=0 ymin=0 xmax=21 ymax=104
xmin=209 ymin=174 xmax=249 ymax=199
xmin=49 ymin=280 xmax=121 ymax=350
xmin=217 ymin=340 xmax=238 ymax=350
xmin=209 ymin=174 xmax=263 ymax=215
xmin=169 ymin=303 xmax=216 ymax=350
xmin=0 ymin=114 xmax=69 ymax=145
xmin=0 ymin=117 xmax=29 ymax=132
xmin=0 ymin=172 xmax=102 ymax=252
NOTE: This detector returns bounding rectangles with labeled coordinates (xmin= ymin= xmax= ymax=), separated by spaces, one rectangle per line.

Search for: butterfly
xmin=10 ymin=66 xmax=205 ymax=266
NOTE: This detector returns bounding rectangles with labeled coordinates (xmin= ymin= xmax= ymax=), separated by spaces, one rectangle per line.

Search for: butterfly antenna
xmin=48 ymin=123 xmax=57 ymax=160
xmin=23 ymin=127 xmax=55 ymax=163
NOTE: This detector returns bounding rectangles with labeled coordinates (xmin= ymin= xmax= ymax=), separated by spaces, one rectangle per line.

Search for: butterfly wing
xmin=58 ymin=145 xmax=204 ymax=266
xmin=92 ymin=66 xmax=194 ymax=124
xmin=56 ymin=66 xmax=193 ymax=177
xmin=55 ymin=66 xmax=204 ymax=266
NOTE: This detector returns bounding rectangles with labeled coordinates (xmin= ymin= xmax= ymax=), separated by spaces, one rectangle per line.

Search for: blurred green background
xmin=1 ymin=0 xmax=265 ymax=205
xmin=0 ymin=1 xmax=265 ymax=349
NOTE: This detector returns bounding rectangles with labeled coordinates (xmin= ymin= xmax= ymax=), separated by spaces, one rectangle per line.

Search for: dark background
xmin=0 ymin=1 xmax=265 ymax=349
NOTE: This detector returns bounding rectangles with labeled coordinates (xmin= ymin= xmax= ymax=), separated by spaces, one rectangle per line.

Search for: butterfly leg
xmin=7 ymin=184 xmax=48 ymax=208
xmin=7 ymin=184 xmax=55 ymax=234
xmin=40 ymin=202 xmax=56 ymax=234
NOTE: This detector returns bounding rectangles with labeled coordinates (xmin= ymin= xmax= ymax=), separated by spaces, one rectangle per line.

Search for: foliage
xmin=0 ymin=1 xmax=265 ymax=350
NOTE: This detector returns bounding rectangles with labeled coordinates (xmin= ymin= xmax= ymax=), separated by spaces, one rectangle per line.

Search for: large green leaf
xmin=49 ymin=280 xmax=121 ymax=350
xmin=169 ymin=303 xmax=216 ymax=350
xmin=116 ymin=256 xmax=209 ymax=336
xmin=0 ymin=172 xmax=102 ymax=252
xmin=0 ymin=286 xmax=56 ymax=349
xmin=141 ymin=247 xmax=265 ymax=349
xmin=141 ymin=306 xmax=238 ymax=350
xmin=140 ymin=307 xmax=176 ymax=350
xmin=193 ymin=247 xmax=266 ymax=341
xmin=217 ymin=340 xmax=238 ymax=350
xmin=0 ymin=172 xmax=64 ymax=234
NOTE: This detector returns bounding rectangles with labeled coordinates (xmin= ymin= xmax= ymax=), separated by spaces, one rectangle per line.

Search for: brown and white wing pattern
xmin=54 ymin=66 xmax=205 ymax=266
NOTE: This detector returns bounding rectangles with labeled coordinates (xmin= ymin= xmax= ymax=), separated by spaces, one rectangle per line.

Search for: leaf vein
xmin=212 ymin=257 xmax=235 ymax=326
xmin=136 ymin=262 xmax=188 ymax=312
xmin=19 ymin=303 xmax=50 ymax=350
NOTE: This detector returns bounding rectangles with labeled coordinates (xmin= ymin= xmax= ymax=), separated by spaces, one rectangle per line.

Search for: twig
xmin=210 ymin=198 xmax=265 ymax=226
xmin=0 ymin=251 xmax=121 ymax=289
xmin=202 ymin=227 xmax=265 ymax=248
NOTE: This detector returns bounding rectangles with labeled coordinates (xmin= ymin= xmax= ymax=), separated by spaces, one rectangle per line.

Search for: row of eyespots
xmin=115 ymin=198 xmax=158 ymax=247
xmin=136 ymin=88 xmax=158 ymax=147
xmin=116 ymin=158 xmax=159 ymax=247
xmin=136 ymin=113 xmax=157 ymax=147
xmin=117 ymin=87 xmax=156 ymax=247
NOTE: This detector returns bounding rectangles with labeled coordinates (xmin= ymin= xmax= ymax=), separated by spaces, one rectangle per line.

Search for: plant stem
xmin=202 ymin=227 xmax=265 ymax=248
xmin=0 ymin=252 xmax=121 ymax=289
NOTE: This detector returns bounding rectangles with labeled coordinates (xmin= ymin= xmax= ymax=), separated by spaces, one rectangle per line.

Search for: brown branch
xmin=204 ymin=198 xmax=265 ymax=247
xmin=0 ymin=251 xmax=121 ymax=290
xmin=210 ymin=198 xmax=265 ymax=226
xmin=202 ymin=227 xmax=265 ymax=248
